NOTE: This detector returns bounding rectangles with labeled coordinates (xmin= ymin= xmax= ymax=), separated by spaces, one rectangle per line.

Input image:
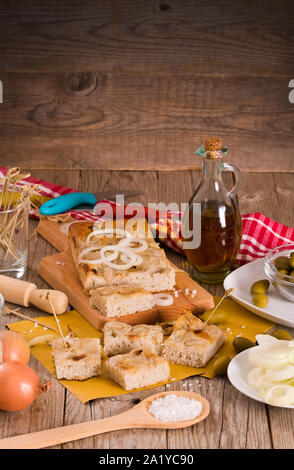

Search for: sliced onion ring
xmin=86 ymin=229 xmax=132 ymax=245
xmin=78 ymin=245 xmax=119 ymax=265
xmin=121 ymin=252 xmax=143 ymax=266
xmin=263 ymin=384 xmax=294 ymax=407
xmin=101 ymin=246 xmax=139 ymax=270
xmin=118 ymin=237 xmax=148 ymax=253
xmin=264 ymin=364 xmax=294 ymax=382
xmin=78 ymin=246 xmax=103 ymax=264
xmin=99 ymin=245 xmax=120 ymax=262
xmin=248 ymin=367 xmax=264 ymax=390
xmin=153 ymin=293 xmax=174 ymax=307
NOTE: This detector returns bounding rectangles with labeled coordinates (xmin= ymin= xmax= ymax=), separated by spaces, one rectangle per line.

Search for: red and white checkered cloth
xmin=1 ymin=167 xmax=293 ymax=265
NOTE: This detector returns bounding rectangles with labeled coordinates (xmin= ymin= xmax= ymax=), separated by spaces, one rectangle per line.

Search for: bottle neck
xmin=202 ymin=156 xmax=224 ymax=181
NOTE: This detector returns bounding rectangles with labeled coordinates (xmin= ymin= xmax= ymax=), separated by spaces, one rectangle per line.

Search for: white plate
xmin=227 ymin=348 xmax=294 ymax=408
xmin=224 ymin=258 xmax=294 ymax=327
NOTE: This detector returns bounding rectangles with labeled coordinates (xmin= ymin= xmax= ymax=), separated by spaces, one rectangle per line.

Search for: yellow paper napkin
xmin=8 ymin=298 xmax=274 ymax=404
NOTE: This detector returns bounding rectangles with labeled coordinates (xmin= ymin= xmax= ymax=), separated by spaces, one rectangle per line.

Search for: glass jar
xmin=0 ymin=192 xmax=28 ymax=278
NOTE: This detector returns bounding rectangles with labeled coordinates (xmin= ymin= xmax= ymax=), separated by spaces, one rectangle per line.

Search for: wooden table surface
xmin=0 ymin=169 xmax=294 ymax=449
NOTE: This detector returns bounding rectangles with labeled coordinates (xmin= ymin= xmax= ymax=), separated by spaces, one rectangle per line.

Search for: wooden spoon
xmin=0 ymin=391 xmax=209 ymax=449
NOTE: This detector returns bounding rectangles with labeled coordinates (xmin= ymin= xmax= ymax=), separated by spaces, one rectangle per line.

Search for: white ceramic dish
xmin=227 ymin=348 xmax=294 ymax=409
xmin=224 ymin=258 xmax=294 ymax=327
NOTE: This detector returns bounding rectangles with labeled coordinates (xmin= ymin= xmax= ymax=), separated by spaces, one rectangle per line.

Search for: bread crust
xmin=50 ymin=330 xmax=101 ymax=381
xmin=90 ymin=285 xmax=155 ymax=317
xmin=104 ymin=348 xmax=170 ymax=391
xmin=103 ymin=320 xmax=164 ymax=356
xmin=162 ymin=311 xmax=226 ymax=368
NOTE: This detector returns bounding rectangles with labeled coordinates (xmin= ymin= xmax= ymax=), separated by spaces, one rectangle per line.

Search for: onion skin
xmin=0 ymin=361 xmax=52 ymax=412
xmin=0 ymin=330 xmax=30 ymax=365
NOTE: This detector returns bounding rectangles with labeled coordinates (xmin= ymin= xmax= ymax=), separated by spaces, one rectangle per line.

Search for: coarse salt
xmin=149 ymin=394 xmax=202 ymax=422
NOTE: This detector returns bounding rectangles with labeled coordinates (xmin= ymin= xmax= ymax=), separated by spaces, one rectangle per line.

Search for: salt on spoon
xmin=148 ymin=394 xmax=203 ymax=422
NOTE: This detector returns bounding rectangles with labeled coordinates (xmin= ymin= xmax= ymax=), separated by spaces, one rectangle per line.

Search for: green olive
xmin=270 ymin=329 xmax=292 ymax=341
xmin=250 ymin=279 xmax=270 ymax=295
xmin=286 ymin=270 xmax=294 ymax=283
xmin=252 ymin=293 xmax=268 ymax=309
xmin=233 ymin=337 xmax=255 ymax=353
xmin=277 ymin=269 xmax=290 ymax=281
xmin=213 ymin=355 xmax=231 ymax=376
xmin=200 ymin=308 xmax=228 ymax=324
xmin=274 ymin=256 xmax=291 ymax=271
xmin=290 ymin=252 xmax=294 ymax=269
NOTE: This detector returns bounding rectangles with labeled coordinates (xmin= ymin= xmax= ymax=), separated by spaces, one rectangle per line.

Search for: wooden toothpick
xmin=48 ymin=293 xmax=68 ymax=349
xmin=205 ymin=288 xmax=237 ymax=323
xmin=3 ymin=306 xmax=58 ymax=333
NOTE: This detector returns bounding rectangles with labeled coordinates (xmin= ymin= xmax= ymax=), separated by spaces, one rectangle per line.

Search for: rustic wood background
xmin=0 ymin=0 xmax=293 ymax=171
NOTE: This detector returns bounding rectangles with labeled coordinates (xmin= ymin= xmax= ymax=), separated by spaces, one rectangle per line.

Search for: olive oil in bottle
xmin=183 ymin=137 xmax=242 ymax=284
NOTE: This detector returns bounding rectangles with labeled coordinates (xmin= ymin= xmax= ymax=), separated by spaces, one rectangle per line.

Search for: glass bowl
xmin=264 ymin=244 xmax=294 ymax=302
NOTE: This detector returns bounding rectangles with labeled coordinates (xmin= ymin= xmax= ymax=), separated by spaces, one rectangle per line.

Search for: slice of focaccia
xmin=162 ymin=311 xmax=226 ymax=368
xmin=90 ymin=285 xmax=155 ymax=317
xmin=68 ymin=219 xmax=175 ymax=294
xmin=50 ymin=330 xmax=101 ymax=381
xmin=104 ymin=348 xmax=170 ymax=391
xmin=103 ymin=320 xmax=164 ymax=356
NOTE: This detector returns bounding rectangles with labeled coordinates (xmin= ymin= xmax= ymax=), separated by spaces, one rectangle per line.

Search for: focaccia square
xmin=90 ymin=285 xmax=155 ymax=317
xmin=50 ymin=330 xmax=101 ymax=381
xmin=103 ymin=320 xmax=164 ymax=356
xmin=162 ymin=311 xmax=226 ymax=368
xmin=104 ymin=348 xmax=170 ymax=391
xmin=68 ymin=219 xmax=175 ymax=294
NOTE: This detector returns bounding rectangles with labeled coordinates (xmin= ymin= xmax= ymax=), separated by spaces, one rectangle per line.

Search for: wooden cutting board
xmin=37 ymin=218 xmax=215 ymax=330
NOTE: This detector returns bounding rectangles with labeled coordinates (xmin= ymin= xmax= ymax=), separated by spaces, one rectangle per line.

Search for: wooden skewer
xmin=3 ymin=306 xmax=58 ymax=333
xmin=48 ymin=293 xmax=67 ymax=348
xmin=205 ymin=288 xmax=237 ymax=323
xmin=4 ymin=206 xmax=21 ymax=262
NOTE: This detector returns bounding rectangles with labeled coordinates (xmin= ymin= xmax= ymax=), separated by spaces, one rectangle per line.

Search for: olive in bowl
xmin=264 ymin=244 xmax=294 ymax=302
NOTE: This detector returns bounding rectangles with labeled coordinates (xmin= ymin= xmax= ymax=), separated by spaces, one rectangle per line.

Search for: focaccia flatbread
xmin=68 ymin=219 xmax=175 ymax=294
xmin=50 ymin=330 xmax=101 ymax=381
xmin=90 ymin=285 xmax=155 ymax=317
xmin=103 ymin=320 xmax=164 ymax=356
xmin=162 ymin=311 xmax=226 ymax=368
xmin=104 ymin=348 xmax=170 ymax=391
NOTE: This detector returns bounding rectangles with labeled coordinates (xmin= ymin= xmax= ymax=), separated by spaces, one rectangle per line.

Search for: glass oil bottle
xmin=182 ymin=137 xmax=242 ymax=284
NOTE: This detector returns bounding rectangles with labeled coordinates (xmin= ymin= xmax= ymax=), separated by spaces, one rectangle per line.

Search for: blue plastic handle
xmin=39 ymin=192 xmax=96 ymax=215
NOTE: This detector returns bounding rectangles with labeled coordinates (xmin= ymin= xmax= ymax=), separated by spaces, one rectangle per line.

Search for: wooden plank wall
xmin=0 ymin=0 xmax=293 ymax=171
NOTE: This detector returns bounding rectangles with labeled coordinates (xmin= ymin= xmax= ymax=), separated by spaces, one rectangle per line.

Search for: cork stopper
xmin=205 ymin=137 xmax=222 ymax=152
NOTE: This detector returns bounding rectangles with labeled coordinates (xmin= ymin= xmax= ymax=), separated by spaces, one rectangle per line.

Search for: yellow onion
xmin=0 ymin=361 xmax=51 ymax=412
xmin=0 ymin=330 xmax=30 ymax=365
